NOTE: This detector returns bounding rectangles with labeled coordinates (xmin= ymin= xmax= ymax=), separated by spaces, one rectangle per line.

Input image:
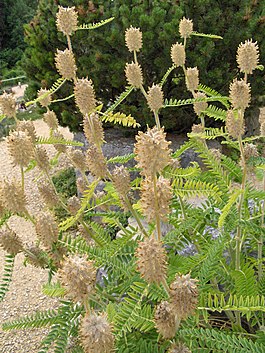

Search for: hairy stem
xmin=124 ymin=196 xmax=149 ymax=238
xmin=153 ymin=176 xmax=162 ymax=241
xmin=154 ymin=111 xmax=161 ymax=129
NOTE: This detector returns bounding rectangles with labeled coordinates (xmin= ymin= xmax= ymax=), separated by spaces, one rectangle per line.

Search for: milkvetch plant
xmin=0 ymin=6 xmax=265 ymax=353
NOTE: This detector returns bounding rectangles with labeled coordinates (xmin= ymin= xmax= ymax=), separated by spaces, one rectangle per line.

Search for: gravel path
xmin=0 ymin=120 xmax=73 ymax=353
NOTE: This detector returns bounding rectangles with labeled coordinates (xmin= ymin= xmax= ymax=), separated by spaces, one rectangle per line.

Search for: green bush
xmin=22 ymin=0 xmax=265 ymax=132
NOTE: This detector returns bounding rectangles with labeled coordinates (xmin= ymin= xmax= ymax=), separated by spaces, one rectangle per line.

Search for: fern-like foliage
xmin=107 ymin=153 xmax=135 ymax=164
xmin=173 ymin=179 xmax=222 ymax=200
xmin=164 ymin=95 xmax=229 ymax=108
xmin=218 ymin=189 xmax=242 ymax=228
xmin=188 ymin=126 xmax=227 ymax=140
xmin=160 ymin=64 xmax=176 ymax=87
xmin=42 ymin=282 xmax=66 ymax=297
xmin=231 ymin=264 xmax=259 ymax=297
xmin=200 ymin=293 xmax=265 ymax=319
xmin=179 ymin=327 xmax=265 ymax=353
xmin=26 ymin=77 xmax=66 ymax=107
xmin=203 ymin=104 xmax=227 ymax=121
xmin=77 ymin=17 xmax=114 ymax=30
xmin=105 ymin=86 xmax=134 ymax=114
xmin=2 ymin=309 xmax=60 ymax=330
xmin=36 ymin=136 xmax=83 ymax=147
xmin=0 ymin=254 xmax=15 ymax=302
xmin=191 ymin=31 xmax=223 ymax=39
xmin=101 ymin=111 xmax=140 ymax=128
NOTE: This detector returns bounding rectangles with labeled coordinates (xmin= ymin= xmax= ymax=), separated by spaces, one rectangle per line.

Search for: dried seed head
xmin=16 ymin=120 xmax=37 ymax=142
xmin=0 ymin=197 xmax=5 ymax=218
xmin=80 ymin=313 xmax=114 ymax=353
xmin=191 ymin=123 xmax=204 ymax=134
xmin=169 ymin=273 xmax=198 ymax=319
xmin=193 ymin=92 xmax=208 ymax=116
xmin=55 ymin=48 xmax=77 ymax=80
xmin=210 ymin=148 xmax=222 ymax=162
xmin=260 ymin=122 xmax=265 ymax=137
xmin=37 ymin=88 xmax=51 ymax=108
xmin=74 ymin=78 xmax=96 ymax=116
xmin=134 ymin=126 xmax=172 ymax=177
xmin=226 ymin=110 xmax=245 ymax=139
xmin=35 ymin=211 xmax=59 ymax=249
xmin=83 ymin=113 xmax=104 ymax=146
xmin=136 ymin=237 xmax=168 ymax=284
xmin=171 ymin=42 xmax=186 ymax=67
xmin=0 ymin=92 xmax=16 ymax=117
xmin=25 ymin=245 xmax=48 ymax=268
xmin=154 ymin=301 xmax=177 ymax=339
xmin=56 ymin=6 xmax=78 ymax=36
xmin=0 ymin=226 xmax=23 ymax=254
xmin=125 ymin=62 xmax=143 ymax=88
xmin=7 ymin=131 xmax=34 ymax=167
xmin=259 ymin=108 xmax=265 ymax=125
xmin=229 ymin=79 xmax=251 ymax=110
xmin=140 ymin=177 xmax=172 ymax=222
xmin=112 ymin=165 xmax=130 ymax=196
xmin=86 ymin=145 xmax=108 ymax=179
xmin=34 ymin=146 xmax=50 ymax=171
xmin=76 ymin=176 xmax=87 ymax=194
xmin=67 ymin=195 xmax=81 ymax=215
xmin=185 ymin=67 xmax=199 ymax=92
xmin=43 ymin=110 xmax=59 ymax=130
xmin=168 ymin=342 xmax=191 ymax=353
xmin=53 ymin=132 xmax=67 ymax=153
xmin=125 ymin=26 xmax=142 ymax=52
xmin=38 ymin=181 xmax=60 ymax=208
xmin=237 ymin=39 xmax=259 ymax=75
xmin=69 ymin=148 xmax=87 ymax=172
xmin=179 ymin=17 xmax=193 ymax=39
xmin=58 ymin=255 xmax=97 ymax=303
xmin=1 ymin=179 xmax=27 ymax=213
xmin=146 ymin=84 xmax=164 ymax=112
xmin=243 ymin=143 xmax=258 ymax=160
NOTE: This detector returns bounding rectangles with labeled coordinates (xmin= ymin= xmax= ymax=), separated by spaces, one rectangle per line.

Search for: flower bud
xmin=154 ymin=301 xmax=178 ymax=339
xmin=43 ymin=110 xmax=59 ymax=130
xmin=171 ymin=43 xmax=186 ymax=67
xmin=55 ymin=48 xmax=77 ymax=80
xmin=74 ymin=78 xmax=96 ymax=116
xmin=7 ymin=131 xmax=34 ymax=167
xmin=169 ymin=273 xmax=198 ymax=319
xmin=229 ymin=79 xmax=251 ymax=110
xmin=125 ymin=26 xmax=142 ymax=52
xmin=80 ymin=313 xmax=114 ymax=353
xmin=35 ymin=211 xmax=59 ymax=249
xmin=125 ymin=62 xmax=143 ymax=88
xmin=237 ymin=39 xmax=259 ymax=75
xmin=56 ymin=6 xmax=78 ymax=36
xmin=0 ymin=92 xmax=16 ymax=118
xmin=38 ymin=88 xmax=51 ymax=108
xmin=193 ymin=92 xmax=208 ymax=116
xmin=146 ymin=84 xmax=164 ymax=112
xmin=185 ymin=67 xmax=199 ymax=92
xmin=179 ymin=17 xmax=193 ymax=39
xmin=58 ymin=255 xmax=97 ymax=303
xmin=136 ymin=237 xmax=167 ymax=284
xmin=86 ymin=145 xmax=108 ymax=179
xmin=0 ymin=226 xmax=23 ymax=254
xmin=225 ymin=110 xmax=245 ymax=139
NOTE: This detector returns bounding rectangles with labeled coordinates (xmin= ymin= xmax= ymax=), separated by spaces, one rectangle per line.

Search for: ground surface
xmin=0 ymin=119 xmax=73 ymax=353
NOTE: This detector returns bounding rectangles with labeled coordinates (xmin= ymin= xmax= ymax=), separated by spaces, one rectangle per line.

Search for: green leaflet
xmin=77 ymin=17 xmax=114 ymax=30
xmin=0 ymin=254 xmax=15 ymax=302
xmin=218 ymin=189 xmax=242 ymax=228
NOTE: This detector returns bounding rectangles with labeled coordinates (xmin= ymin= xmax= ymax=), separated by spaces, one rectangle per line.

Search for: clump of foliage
xmin=0 ymin=6 xmax=265 ymax=353
xmin=22 ymin=0 xmax=265 ymax=132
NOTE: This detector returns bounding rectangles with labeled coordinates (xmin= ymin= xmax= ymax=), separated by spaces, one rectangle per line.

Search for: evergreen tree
xmin=22 ymin=0 xmax=265 ymax=131
xmin=0 ymin=0 xmax=38 ymax=74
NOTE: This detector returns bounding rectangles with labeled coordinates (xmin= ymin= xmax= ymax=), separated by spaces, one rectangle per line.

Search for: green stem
xmin=80 ymin=220 xmax=103 ymax=247
xmin=235 ymin=136 xmax=247 ymax=271
xmin=153 ymin=176 xmax=161 ymax=241
xmin=20 ymin=166 xmax=25 ymax=194
xmin=178 ymin=195 xmax=186 ymax=219
xmin=154 ymin=111 xmax=161 ymax=129
xmin=258 ymin=174 xmax=265 ymax=280
xmin=133 ymin=50 xmax=138 ymax=64
xmin=140 ymin=84 xmax=148 ymax=99
xmin=124 ymin=196 xmax=149 ymax=238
